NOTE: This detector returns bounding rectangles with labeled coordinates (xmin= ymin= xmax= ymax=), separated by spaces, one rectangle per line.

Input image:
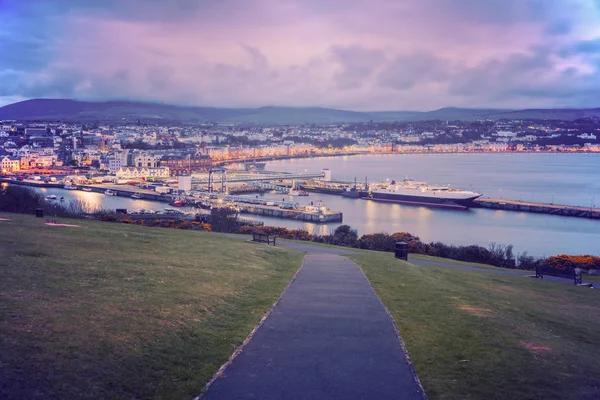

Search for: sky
xmin=0 ymin=0 xmax=599 ymax=111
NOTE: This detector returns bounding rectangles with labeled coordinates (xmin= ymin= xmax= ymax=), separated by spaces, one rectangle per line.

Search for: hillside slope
xmin=1 ymin=98 xmax=599 ymax=123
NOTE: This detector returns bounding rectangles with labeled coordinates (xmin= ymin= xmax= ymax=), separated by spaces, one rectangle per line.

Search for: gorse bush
xmin=544 ymin=254 xmax=600 ymax=272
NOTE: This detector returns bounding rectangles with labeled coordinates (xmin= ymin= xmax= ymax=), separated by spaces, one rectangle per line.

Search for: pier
xmin=473 ymin=198 xmax=600 ymax=219
xmin=237 ymin=203 xmax=342 ymax=222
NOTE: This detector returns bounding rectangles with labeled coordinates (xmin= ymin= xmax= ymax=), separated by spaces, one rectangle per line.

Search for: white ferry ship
xmin=368 ymin=179 xmax=481 ymax=209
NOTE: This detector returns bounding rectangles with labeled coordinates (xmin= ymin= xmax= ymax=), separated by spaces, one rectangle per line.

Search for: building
xmin=106 ymin=154 xmax=123 ymax=174
xmin=132 ymin=152 xmax=161 ymax=168
xmin=160 ymin=151 xmax=212 ymax=175
xmin=1 ymin=155 xmax=20 ymax=172
xmin=116 ymin=166 xmax=170 ymax=179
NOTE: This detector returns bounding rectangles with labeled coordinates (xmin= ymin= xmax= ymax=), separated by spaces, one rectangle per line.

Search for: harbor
xmin=1 ymin=176 xmax=344 ymax=223
xmin=3 ymin=164 xmax=600 ymax=221
xmin=3 ymin=152 xmax=600 ymax=257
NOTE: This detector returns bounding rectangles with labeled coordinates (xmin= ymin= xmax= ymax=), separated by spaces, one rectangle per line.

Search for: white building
xmin=116 ymin=167 xmax=170 ymax=179
xmin=1 ymin=156 xmax=20 ymax=172
xmin=107 ymin=155 xmax=122 ymax=174
xmin=133 ymin=152 xmax=161 ymax=168
xmin=178 ymin=175 xmax=192 ymax=191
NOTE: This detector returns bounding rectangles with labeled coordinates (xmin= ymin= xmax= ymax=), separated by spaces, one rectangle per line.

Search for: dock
xmin=237 ymin=203 xmax=342 ymax=222
xmin=474 ymin=198 xmax=600 ymax=219
xmin=2 ymin=179 xmax=342 ymax=223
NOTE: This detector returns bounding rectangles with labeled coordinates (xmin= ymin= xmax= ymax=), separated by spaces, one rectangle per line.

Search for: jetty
xmin=473 ymin=198 xmax=600 ymax=219
xmin=236 ymin=203 xmax=342 ymax=222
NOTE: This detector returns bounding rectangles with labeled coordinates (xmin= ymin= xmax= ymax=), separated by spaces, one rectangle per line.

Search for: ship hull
xmin=369 ymin=192 xmax=480 ymax=209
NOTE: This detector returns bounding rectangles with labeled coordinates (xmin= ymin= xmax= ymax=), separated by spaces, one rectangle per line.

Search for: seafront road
xmin=201 ymin=242 xmax=425 ymax=400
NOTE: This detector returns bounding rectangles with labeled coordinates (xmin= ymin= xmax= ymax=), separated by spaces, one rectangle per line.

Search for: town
xmin=1 ymin=117 xmax=599 ymax=180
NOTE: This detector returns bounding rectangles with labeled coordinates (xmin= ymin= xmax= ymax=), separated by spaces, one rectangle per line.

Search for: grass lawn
xmin=408 ymin=253 xmax=517 ymax=271
xmin=0 ymin=213 xmax=303 ymax=399
xmin=350 ymin=251 xmax=600 ymax=400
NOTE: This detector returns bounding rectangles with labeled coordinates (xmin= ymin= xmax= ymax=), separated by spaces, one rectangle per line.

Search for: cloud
xmin=0 ymin=0 xmax=599 ymax=110
xmin=331 ymin=46 xmax=386 ymax=90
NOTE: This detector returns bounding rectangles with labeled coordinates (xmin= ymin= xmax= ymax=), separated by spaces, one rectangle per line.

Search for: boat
xmin=137 ymin=209 xmax=157 ymax=215
xmin=342 ymin=186 xmax=361 ymax=198
xmin=169 ymin=199 xmax=186 ymax=207
xmin=164 ymin=207 xmax=184 ymax=215
xmin=104 ymin=189 xmax=117 ymax=196
xmin=82 ymin=187 xmax=93 ymax=192
xmin=244 ymin=162 xmax=267 ymax=171
xmin=197 ymin=200 xmax=212 ymax=210
xmin=45 ymin=194 xmax=57 ymax=200
xmin=304 ymin=200 xmax=328 ymax=214
xmin=60 ymin=197 xmax=65 ymax=202
xmin=368 ymin=179 xmax=481 ymax=209
xmin=131 ymin=192 xmax=144 ymax=199
xmin=64 ymin=185 xmax=78 ymax=190
xmin=297 ymin=190 xmax=309 ymax=196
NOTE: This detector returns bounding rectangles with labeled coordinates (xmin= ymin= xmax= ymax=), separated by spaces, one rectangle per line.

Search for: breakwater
xmin=473 ymin=198 xmax=600 ymax=219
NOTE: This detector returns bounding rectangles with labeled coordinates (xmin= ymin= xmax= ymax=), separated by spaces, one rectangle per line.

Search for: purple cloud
xmin=0 ymin=0 xmax=599 ymax=110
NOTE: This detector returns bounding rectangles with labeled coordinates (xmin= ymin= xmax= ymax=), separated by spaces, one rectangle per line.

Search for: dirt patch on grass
xmin=459 ymin=305 xmax=493 ymax=317
xmin=45 ymin=223 xmax=83 ymax=228
xmin=520 ymin=341 xmax=552 ymax=353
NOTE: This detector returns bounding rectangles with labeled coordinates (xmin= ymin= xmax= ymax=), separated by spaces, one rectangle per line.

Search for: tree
xmin=210 ymin=207 xmax=239 ymax=233
xmin=69 ymin=159 xmax=78 ymax=167
xmin=332 ymin=225 xmax=358 ymax=246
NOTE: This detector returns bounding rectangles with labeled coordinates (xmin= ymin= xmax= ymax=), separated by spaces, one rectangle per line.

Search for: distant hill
xmin=0 ymin=98 xmax=599 ymax=124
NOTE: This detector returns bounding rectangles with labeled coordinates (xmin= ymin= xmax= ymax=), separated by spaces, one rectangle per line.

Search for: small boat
xmin=45 ymin=194 xmax=57 ymax=200
xmin=164 ymin=207 xmax=184 ymax=214
xmin=64 ymin=185 xmax=78 ymax=190
xmin=169 ymin=200 xmax=185 ymax=207
xmin=104 ymin=189 xmax=117 ymax=196
xmin=131 ymin=192 xmax=144 ymax=199
xmin=60 ymin=197 xmax=65 ymax=202
xmin=197 ymin=200 xmax=212 ymax=210
xmin=304 ymin=200 xmax=328 ymax=214
xmin=82 ymin=187 xmax=93 ymax=192
xmin=297 ymin=190 xmax=309 ymax=196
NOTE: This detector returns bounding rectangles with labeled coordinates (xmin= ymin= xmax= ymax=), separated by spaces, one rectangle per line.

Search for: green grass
xmin=0 ymin=213 xmax=303 ymax=399
xmin=350 ymin=251 xmax=600 ymax=400
xmin=408 ymin=253 xmax=517 ymax=271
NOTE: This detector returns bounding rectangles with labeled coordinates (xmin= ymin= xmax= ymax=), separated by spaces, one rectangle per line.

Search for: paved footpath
xmin=202 ymin=251 xmax=425 ymax=400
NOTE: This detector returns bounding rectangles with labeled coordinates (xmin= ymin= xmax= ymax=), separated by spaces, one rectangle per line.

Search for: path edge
xmin=193 ymin=255 xmax=307 ymax=400
xmin=349 ymin=256 xmax=428 ymax=400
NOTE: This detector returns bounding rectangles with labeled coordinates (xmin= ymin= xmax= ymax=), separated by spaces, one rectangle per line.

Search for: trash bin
xmin=35 ymin=208 xmax=44 ymax=218
xmin=394 ymin=241 xmax=408 ymax=261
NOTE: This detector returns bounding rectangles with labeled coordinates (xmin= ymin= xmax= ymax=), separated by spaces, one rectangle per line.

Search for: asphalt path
xmin=201 ymin=249 xmax=425 ymax=400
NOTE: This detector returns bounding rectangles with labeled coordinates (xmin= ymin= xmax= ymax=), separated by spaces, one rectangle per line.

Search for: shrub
xmin=544 ymin=254 xmax=600 ymax=272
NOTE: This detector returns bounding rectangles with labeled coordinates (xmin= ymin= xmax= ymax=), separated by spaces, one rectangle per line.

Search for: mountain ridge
xmin=1 ymin=98 xmax=599 ymax=124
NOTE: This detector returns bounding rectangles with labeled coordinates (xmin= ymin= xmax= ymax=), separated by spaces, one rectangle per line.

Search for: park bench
xmin=535 ymin=265 xmax=583 ymax=285
xmin=251 ymin=231 xmax=276 ymax=246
